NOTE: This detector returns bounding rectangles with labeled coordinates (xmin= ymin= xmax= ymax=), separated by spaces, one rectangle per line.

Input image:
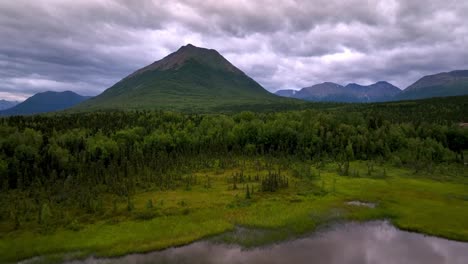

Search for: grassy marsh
xmin=1 ymin=160 xmax=467 ymax=263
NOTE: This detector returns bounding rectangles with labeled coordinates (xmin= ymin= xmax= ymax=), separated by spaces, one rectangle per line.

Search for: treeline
xmin=0 ymin=108 xmax=467 ymax=228
xmin=1 ymin=110 xmax=467 ymax=191
xmin=341 ymin=95 xmax=468 ymax=124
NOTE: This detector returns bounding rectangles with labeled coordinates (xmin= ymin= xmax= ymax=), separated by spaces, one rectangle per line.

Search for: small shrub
xmin=67 ymin=219 xmax=82 ymax=231
xmin=146 ymin=199 xmax=153 ymax=209
xmin=134 ymin=211 xmax=159 ymax=221
xmin=127 ymin=198 xmax=134 ymax=212
xmin=245 ymin=184 xmax=251 ymax=199
xmin=40 ymin=203 xmax=52 ymax=226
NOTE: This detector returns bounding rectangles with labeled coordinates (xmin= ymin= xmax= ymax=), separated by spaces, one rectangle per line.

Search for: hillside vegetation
xmin=74 ymin=45 xmax=298 ymax=112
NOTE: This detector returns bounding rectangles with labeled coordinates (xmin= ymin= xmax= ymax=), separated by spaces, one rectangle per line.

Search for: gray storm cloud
xmin=0 ymin=0 xmax=467 ymax=100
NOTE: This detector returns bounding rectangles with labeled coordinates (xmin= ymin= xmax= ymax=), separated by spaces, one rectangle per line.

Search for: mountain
xmin=295 ymin=82 xmax=347 ymax=101
xmin=275 ymin=70 xmax=468 ymax=103
xmin=344 ymin=81 xmax=401 ymax=102
xmin=276 ymin=81 xmax=400 ymax=102
xmin=396 ymin=70 xmax=468 ymax=100
xmin=0 ymin=100 xmax=19 ymax=110
xmin=75 ymin=44 xmax=291 ymax=112
xmin=0 ymin=91 xmax=91 ymax=116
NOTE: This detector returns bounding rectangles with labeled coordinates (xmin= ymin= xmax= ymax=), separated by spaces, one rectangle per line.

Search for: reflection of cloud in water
xmin=65 ymin=221 xmax=468 ymax=264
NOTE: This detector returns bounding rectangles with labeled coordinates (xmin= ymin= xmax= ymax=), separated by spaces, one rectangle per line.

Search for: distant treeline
xmin=0 ymin=100 xmax=467 ymax=227
xmin=340 ymin=95 xmax=468 ymax=124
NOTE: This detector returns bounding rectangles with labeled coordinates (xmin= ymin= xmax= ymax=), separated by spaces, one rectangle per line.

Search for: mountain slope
xmin=0 ymin=100 xmax=19 ymax=110
xmin=397 ymin=70 xmax=468 ymax=100
xmin=0 ymin=91 xmax=91 ymax=116
xmin=344 ymin=81 xmax=401 ymax=102
xmin=75 ymin=44 xmax=291 ymax=112
xmin=276 ymin=81 xmax=400 ymax=102
xmin=295 ymin=82 xmax=354 ymax=102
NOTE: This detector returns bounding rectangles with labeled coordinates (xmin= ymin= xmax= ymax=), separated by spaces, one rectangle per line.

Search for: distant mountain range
xmin=74 ymin=44 xmax=292 ymax=112
xmin=0 ymin=91 xmax=91 ymax=116
xmin=278 ymin=81 xmax=400 ymax=103
xmin=1 ymin=45 xmax=467 ymax=115
xmin=0 ymin=100 xmax=19 ymax=110
xmin=275 ymin=70 xmax=468 ymax=102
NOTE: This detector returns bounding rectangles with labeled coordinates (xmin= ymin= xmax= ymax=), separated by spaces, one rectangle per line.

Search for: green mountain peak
xmin=127 ymin=44 xmax=243 ymax=79
xmin=74 ymin=45 xmax=292 ymax=112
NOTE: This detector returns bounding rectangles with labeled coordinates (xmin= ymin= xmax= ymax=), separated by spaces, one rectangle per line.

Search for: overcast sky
xmin=1 ymin=0 xmax=467 ymax=100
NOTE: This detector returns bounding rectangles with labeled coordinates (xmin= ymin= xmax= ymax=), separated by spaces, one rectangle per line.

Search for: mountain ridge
xmin=275 ymin=70 xmax=468 ymax=102
xmin=0 ymin=100 xmax=20 ymax=110
xmin=0 ymin=91 xmax=91 ymax=116
xmin=276 ymin=81 xmax=401 ymax=102
xmin=395 ymin=70 xmax=468 ymax=100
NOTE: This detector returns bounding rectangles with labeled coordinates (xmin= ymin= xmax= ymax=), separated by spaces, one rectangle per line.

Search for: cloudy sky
xmin=1 ymin=0 xmax=467 ymax=100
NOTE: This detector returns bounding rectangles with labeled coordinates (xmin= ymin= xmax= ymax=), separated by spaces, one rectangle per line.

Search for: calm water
xmin=65 ymin=221 xmax=468 ymax=264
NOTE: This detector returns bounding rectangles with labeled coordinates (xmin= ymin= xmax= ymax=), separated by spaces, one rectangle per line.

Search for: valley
xmin=0 ymin=45 xmax=467 ymax=264
xmin=2 ymin=1 xmax=468 ymax=263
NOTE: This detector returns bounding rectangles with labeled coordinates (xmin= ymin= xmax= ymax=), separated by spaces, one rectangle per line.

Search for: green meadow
xmin=1 ymin=160 xmax=467 ymax=263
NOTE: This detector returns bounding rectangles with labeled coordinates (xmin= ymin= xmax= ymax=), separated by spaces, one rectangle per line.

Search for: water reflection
xmin=66 ymin=221 xmax=468 ymax=264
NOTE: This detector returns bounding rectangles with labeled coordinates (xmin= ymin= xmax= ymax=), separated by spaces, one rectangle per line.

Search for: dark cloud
xmin=0 ymin=0 xmax=467 ymax=100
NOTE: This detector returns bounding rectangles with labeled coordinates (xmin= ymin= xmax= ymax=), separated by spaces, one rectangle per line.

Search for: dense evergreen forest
xmin=341 ymin=95 xmax=468 ymax=124
xmin=0 ymin=98 xmax=467 ymax=235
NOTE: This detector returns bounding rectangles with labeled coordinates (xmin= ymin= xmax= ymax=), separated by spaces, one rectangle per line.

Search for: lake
xmin=64 ymin=220 xmax=468 ymax=264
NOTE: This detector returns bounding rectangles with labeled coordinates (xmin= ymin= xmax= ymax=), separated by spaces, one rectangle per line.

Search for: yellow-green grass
xmin=0 ymin=161 xmax=467 ymax=263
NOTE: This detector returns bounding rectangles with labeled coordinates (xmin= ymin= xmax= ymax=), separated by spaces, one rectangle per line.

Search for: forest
xmin=0 ymin=98 xmax=467 ymax=262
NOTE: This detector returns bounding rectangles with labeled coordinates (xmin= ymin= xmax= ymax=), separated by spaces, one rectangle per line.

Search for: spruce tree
xmin=40 ymin=203 xmax=52 ymax=226
xmin=146 ymin=199 xmax=153 ymax=209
